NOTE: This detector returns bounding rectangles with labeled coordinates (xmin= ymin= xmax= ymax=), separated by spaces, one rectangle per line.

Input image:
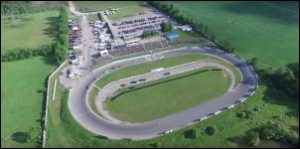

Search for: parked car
xmin=130 ymin=80 xmax=137 ymax=84
xmin=163 ymin=72 xmax=171 ymax=76
xmin=139 ymin=78 xmax=146 ymax=82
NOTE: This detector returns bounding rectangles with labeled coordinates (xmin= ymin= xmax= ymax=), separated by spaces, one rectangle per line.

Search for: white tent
xmin=72 ymin=26 xmax=79 ymax=31
xmin=73 ymin=46 xmax=80 ymax=50
xmin=99 ymin=50 xmax=109 ymax=56
xmin=178 ymin=25 xmax=192 ymax=31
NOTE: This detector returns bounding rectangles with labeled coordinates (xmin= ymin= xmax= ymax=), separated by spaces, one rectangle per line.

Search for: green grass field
xmin=1 ymin=57 xmax=56 ymax=147
xmin=105 ymin=68 xmax=230 ymax=122
xmin=1 ymin=10 xmax=59 ymax=147
xmin=1 ymin=11 xmax=59 ymax=54
xmin=87 ymin=14 xmax=100 ymax=22
xmin=167 ymin=1 xmax=299 ymax=69
xmin=74 ymin=1 xmax=147 ymax=21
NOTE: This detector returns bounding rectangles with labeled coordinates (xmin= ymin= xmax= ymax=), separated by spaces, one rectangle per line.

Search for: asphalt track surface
xmin=68 ymin=47 xmax=258 ymax=140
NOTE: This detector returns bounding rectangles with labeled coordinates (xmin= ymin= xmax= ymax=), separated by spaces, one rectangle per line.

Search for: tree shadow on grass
xmin=41 ymin=54 xmax=57 ymax=66
xmin=183 ymin=129 xmax=195 ymax=139
xmin=36 ymin=89 xmax=46 ymax=94
xmin=261 ymin=84 xmax=299 ymax=119
xmin=220 ymin=1 xmax=299 ymax=25
xmin=94 ymin=135 xmax=108 ymax=140
xmin=11 ymin=132 xmax=30 ymax=143
xmin=290 ymin=125 xmax=299 ymax=132
xmin=43 ymin=16 xmax=59 ymax=39
xmin=226 ymin=136 xmax=244 ymax=146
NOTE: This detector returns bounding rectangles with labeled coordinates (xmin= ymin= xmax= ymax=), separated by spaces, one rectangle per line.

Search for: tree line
xmin=259 ymin=62 xmax=299 ymax=100
xmin=160 ymin=22 xmax=173 ymax=33
xmin=1 ymin=45 xmax=53 ymax=62
xmin=148 ymin=1 xmax=235 ymax=53
xmin=52 ymin=7 xmax=68 ymax=65
xmin=249 ymin=57 xmax=299 ymax=100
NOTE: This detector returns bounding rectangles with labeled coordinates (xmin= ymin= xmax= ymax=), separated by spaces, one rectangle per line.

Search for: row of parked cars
xmin=120 ymin=78 xmax=147 ymax=88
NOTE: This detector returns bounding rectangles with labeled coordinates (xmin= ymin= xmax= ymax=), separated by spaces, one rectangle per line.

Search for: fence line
xmin=42 ymin=60 xmax=67 ymax=148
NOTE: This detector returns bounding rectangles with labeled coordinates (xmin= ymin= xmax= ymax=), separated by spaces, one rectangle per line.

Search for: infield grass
xmin=105 ymin=68 xmax=230 ymax=122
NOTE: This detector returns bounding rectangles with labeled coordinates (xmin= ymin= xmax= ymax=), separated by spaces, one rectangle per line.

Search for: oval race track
xmin=68 ymin=47 xmax=258 ymax=140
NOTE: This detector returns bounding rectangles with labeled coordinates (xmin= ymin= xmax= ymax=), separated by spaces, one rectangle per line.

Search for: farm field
xmin=1 ymin=10 xmax=59 ymax=54
xmin=1 ymin=57 xmax=56 ymax=147
xmin=74 ymin=1 xmax=147 ymax=20
xmin=167 ymin=1 xmax=299 ymax=69
xmin=105 ymin=68 xmax=230 ymax=122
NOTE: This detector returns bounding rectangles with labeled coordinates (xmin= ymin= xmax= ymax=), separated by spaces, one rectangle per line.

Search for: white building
xmin=99 ymin=49 xmax=109 ymax=56
xmin=67 ymin=66 xmax=81 ymax=79
xmin=178 ymin=25 xmax=192 ymax=31
xmin=72 ymin=26 xmax=79 ymax=31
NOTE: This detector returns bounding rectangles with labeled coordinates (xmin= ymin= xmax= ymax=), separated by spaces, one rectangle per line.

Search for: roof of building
xmin=179 ymin=25 xmax=192 ymax=31
xmin=165 ymin=31 xmax=179 ymax=38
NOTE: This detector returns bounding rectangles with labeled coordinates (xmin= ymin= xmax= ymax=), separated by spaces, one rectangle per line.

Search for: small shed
xmin=72 ymin=26 xmax=79 ymax=31
xmin=165 ymin=31 xmax=179 ymax=40
xmin=179 ymin=25 xmax=192 ymax=31
xmin=99 ymin=49 xmax=109 ymax=56
xmin=67 ymin=66 xmax=81 ymax=79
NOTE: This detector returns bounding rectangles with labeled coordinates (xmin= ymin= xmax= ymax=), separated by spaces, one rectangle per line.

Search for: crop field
xmin=105 ymin=68 xmax=230 ymax=122
xmin=167 ymin=1 xmax=299 ymax=69
xmin=74 ymin=1 xmax=147 ymax=20
xmin=1 ymin=10 xmax=59 ymax=54
xmin=1 ymin=57 xmax=56 ymax=147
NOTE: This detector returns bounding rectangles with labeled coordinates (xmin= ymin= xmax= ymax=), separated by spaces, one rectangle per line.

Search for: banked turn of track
xmin=68 ymin=47 xmax=258 ymax=140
